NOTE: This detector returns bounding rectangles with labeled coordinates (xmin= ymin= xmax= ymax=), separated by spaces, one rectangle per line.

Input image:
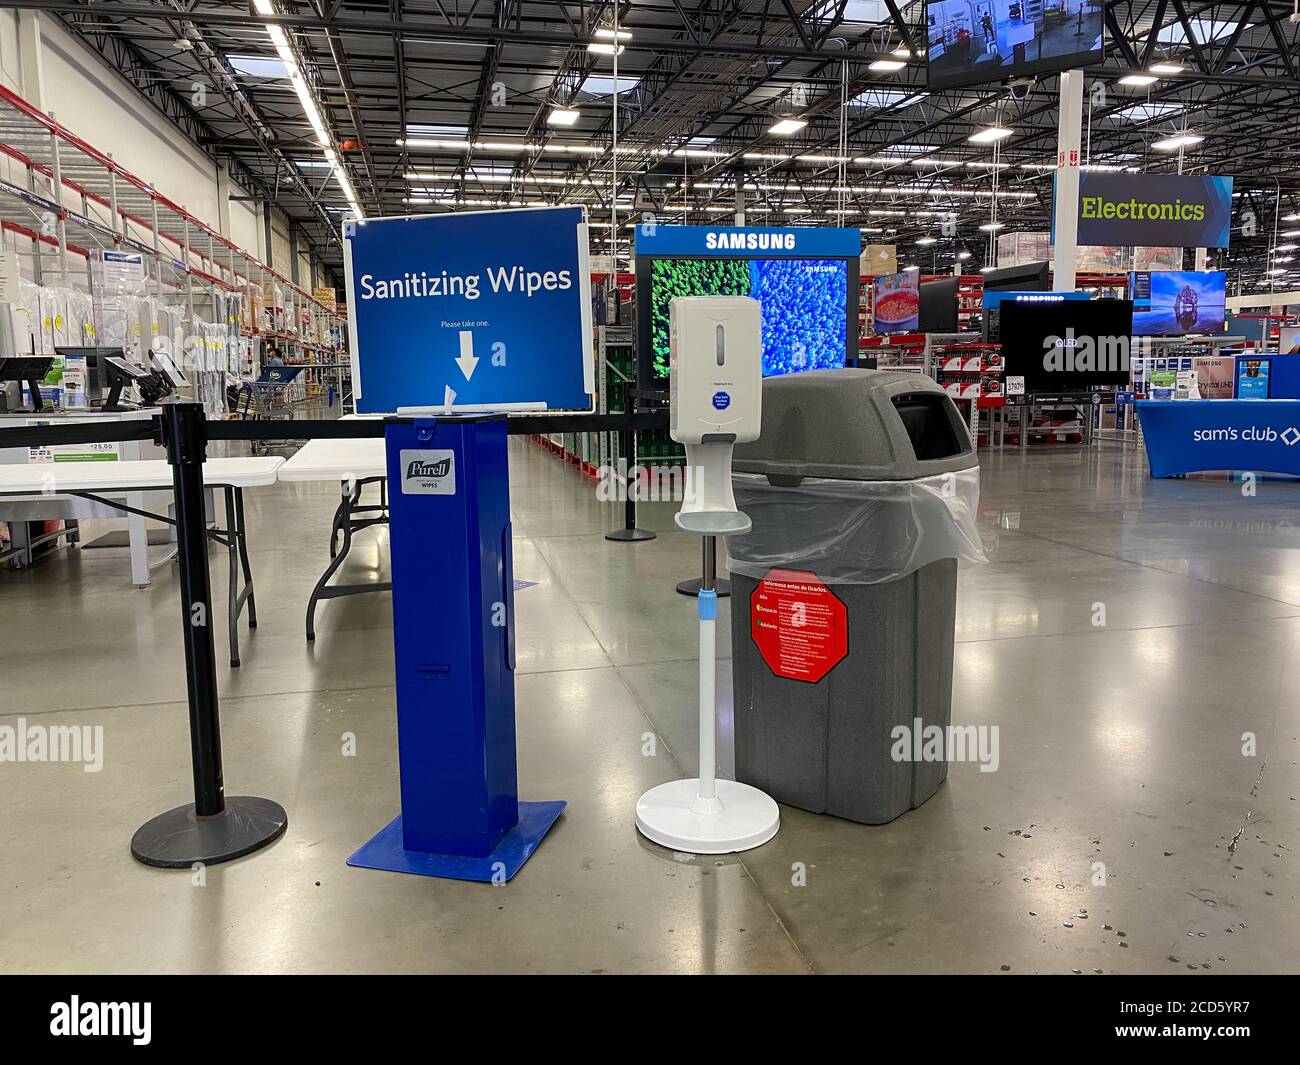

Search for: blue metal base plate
xmin=346 ymin=800 xmax=566 ymax=883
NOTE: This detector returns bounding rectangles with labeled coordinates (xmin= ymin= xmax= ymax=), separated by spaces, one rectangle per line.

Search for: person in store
xmin=266 ymin=346 xmax=285 ymax=367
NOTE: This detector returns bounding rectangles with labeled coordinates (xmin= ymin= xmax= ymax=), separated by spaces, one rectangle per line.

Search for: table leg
xmin=234 ymin=487 xmax=257 ymax=630
xmin=224 ymin=487 xmax=241 ymax=667
xmin=308 ymin=486 xmax=353 ymax=642
xmin=127 ymin=490 xmax=150 ymax=587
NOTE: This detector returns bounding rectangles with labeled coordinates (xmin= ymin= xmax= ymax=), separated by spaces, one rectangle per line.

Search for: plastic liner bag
xmin=727 ymin=467 xmax=987 ymax=586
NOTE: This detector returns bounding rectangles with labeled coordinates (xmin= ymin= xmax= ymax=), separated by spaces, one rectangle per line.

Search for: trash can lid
xmin=733 ymin=368 xmax=977 ymax=483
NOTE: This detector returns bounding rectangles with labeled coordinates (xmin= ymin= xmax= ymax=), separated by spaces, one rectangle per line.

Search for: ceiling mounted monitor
xmin=925 ymin=0 xmax=1105 ymax=92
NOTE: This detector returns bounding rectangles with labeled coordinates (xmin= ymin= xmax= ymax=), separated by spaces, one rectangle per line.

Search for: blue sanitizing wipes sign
xmin=344 ymin=206 xmax=594 ymax=413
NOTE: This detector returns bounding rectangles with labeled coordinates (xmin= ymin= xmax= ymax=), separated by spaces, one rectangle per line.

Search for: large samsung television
xmin=926 ymin=0 xmax=1104 ymax=92
xmin=998 ymin=297 xmax=1134 ymax=393
xmin=640 ymin=256 xmax=854 ymax=379
xmin=1129 ymin=270 xmax=1227 ymax=336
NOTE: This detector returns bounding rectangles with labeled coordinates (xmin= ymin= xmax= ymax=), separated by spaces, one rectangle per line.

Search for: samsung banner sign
xmin=1057 ymin=173 xmax=1234 ymax=249
xmin=343 ymin=206 xmax=594 ymax=413
xmin=634 ymin=225 xmax=861 ymax=258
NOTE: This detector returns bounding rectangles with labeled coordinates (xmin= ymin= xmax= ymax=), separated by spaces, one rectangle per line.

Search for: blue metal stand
xmin=348 ymin=416 xmax=565 ymax=882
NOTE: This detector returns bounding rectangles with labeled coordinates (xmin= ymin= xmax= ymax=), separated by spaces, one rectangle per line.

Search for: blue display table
xmin=1137 ymin=399 xmax=1300 ymax=478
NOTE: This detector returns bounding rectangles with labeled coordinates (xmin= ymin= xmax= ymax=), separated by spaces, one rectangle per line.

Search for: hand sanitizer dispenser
xmin=635 ymin=295 xmax=779 ymax=854
xmin=669 ymin=295 xmax=762 ymax=523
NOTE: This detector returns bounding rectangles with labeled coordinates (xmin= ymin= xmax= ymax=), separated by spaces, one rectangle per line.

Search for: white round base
xmin=635 ymin=778 xmax=780 ymax=854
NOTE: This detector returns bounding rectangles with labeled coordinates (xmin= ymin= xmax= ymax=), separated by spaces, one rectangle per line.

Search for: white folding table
xmin=0 ymin=409 xmax=167 ymax=584
xmin=0 ymin=456 xmax=284 ymax=666
xmin=277 ymin=431 xmax=389 ymax=641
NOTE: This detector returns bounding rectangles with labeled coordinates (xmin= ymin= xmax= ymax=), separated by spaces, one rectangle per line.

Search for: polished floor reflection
xmin=1 ymin=440 xmax=1297 ymax=973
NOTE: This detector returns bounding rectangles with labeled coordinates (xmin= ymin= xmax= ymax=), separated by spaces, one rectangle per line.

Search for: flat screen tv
xmin=873 ymin=270 xmax=920 ymax=334
xmin=642 ymin=257 xmax=851 ymax=378
xmin=1128 ymin=270 xmax=1227 ymax=336
xmin=919 ymin=277 xmax=961 ymax=333
xmin=999 ymin=297 xmax=1134 ymax=393
xmin=982 ymin=260 xmax=1049 ymax=293
xmin=926 ymin=0 xmax=1105 ymax=92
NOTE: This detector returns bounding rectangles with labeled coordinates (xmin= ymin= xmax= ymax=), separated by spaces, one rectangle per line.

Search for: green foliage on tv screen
xmin=649 ymin=258 xmax=752 ymax=377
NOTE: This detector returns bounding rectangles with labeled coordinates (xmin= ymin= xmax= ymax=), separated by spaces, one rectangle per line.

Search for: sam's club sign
xmin=1057 ymin=172 xmax=1234 ymax=249
xmin=634 ymin=225 xmax=861 ymax=258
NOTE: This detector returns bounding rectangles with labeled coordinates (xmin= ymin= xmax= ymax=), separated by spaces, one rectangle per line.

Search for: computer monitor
xmin=54 ymin=345 xmax=127 ymax=406
xmin=149 ymin=348 xmax=189 ymax=389
xmin=918 ymin=277 xmax=961 ymax=333
xmin=101 ymin=355 xmax=152 ymax=410
xmin=0 ymin=355 xmax=55 ymax=411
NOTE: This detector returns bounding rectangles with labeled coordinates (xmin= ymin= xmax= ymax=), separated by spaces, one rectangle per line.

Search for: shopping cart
xmin=234 ymin=366 xmax=306 ymax=454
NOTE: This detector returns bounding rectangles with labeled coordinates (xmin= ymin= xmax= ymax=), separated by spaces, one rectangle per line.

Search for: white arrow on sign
xmin=455 ymin=329 xmax=479 ymax=381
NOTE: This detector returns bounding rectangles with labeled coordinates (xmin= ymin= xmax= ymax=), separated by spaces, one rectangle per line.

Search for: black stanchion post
xmin=130 ymin=402 xmax=287 ymax=868
xmin=605 ymin=380 xmax=656 ymax=543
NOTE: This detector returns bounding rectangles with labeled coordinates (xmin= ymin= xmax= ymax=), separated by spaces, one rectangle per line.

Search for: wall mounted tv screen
xmin=641 ymin=257 xmax=851 ymax=379
xmin=998 ymin=298 xmax=1134 ymax=393
xmin=873 ymin=270 xmax=920 ymax=334
xmin=1129 ymin=270 xmax=1227 ymax=336
xmin=926 ymin=0 xmax=1104 ymax=92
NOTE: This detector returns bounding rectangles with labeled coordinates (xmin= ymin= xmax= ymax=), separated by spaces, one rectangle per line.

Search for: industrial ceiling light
xmin=869 ymin=59 xmax=907 ymax=71
xmin=548 ymin=108 xmax=581 ymax=126
xmin=1149 ymin=63 xmax=1184 ymax=74
xmin=891 ymin=48 xmax=913 ymax=58
xmin=916 ymin=236 xmax=937 ymax=245
xmin=957 ymin=251 xmax=972 ymax=259
xmin=968 ymin=126 xmax=1012 ymax=143
xmin=1119 ymin=73 xmax=1159 ymax=86
xmin=978 ymin=222 xmax=1004 ymax=231
xmin=768 ymin=117 xmax=808 ymax=135
xmin=1152 ymin=133 xmax=1203 ymax=150
xmin=592 ymin=28 xmax=632 ymax=41
xmin=587 ymin=43 xmax=626 ymax=55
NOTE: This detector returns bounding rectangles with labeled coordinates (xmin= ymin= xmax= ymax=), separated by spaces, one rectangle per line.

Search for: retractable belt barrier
xmin=0 ymin=403 xmax=667 ymax=877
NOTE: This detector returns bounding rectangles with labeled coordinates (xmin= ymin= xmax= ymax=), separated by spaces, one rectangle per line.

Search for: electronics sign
xmin=1068 ymin=173 xmax=1235 ymax=248
xmin=926 ymin=0 xmax=1103 ymax=91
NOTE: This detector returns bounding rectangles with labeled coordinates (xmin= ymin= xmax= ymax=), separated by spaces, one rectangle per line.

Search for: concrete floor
xmin=1 ymin=439 xmax=1297 ymax=974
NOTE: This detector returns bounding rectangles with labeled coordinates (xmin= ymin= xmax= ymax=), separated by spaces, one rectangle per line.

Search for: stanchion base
xmin=605 ymin=528 xmax=656 ymax=542
xmin=130 ymin=796 xmax=288 ymax=868
xmin=347 ymin=800 xmax=566 ymax=883
xmin=635 ymin=779 xmax=779 ymax=854
xmin=676 ymin=576 xmax=731 ymax=598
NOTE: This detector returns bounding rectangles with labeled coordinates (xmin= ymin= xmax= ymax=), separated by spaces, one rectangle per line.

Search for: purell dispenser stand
xmin=635 ymin=296 xmax=780 ymax=853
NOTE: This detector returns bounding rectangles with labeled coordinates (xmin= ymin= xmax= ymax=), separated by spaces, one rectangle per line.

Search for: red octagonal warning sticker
xmin=751 ymin=568 xmax=848 ymax=683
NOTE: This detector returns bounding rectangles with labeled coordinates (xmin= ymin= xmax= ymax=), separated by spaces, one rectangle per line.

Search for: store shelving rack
xmin=0 ymin=84 xmax=345 ymax=411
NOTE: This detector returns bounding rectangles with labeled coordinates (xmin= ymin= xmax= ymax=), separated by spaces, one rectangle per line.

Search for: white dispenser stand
xmin=634 ymin=296 xmax=779 ymax=854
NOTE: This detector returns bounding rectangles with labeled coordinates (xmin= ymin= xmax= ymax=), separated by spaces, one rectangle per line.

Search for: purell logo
xmin=406 ymin=457 xmax=451 ymax=479
xmin=399 ymin=449 xmax=456 ymax=495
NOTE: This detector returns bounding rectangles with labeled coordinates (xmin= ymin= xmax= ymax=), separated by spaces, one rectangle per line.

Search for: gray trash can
xmin=727 ymin=369 xmax=986 ymax=824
